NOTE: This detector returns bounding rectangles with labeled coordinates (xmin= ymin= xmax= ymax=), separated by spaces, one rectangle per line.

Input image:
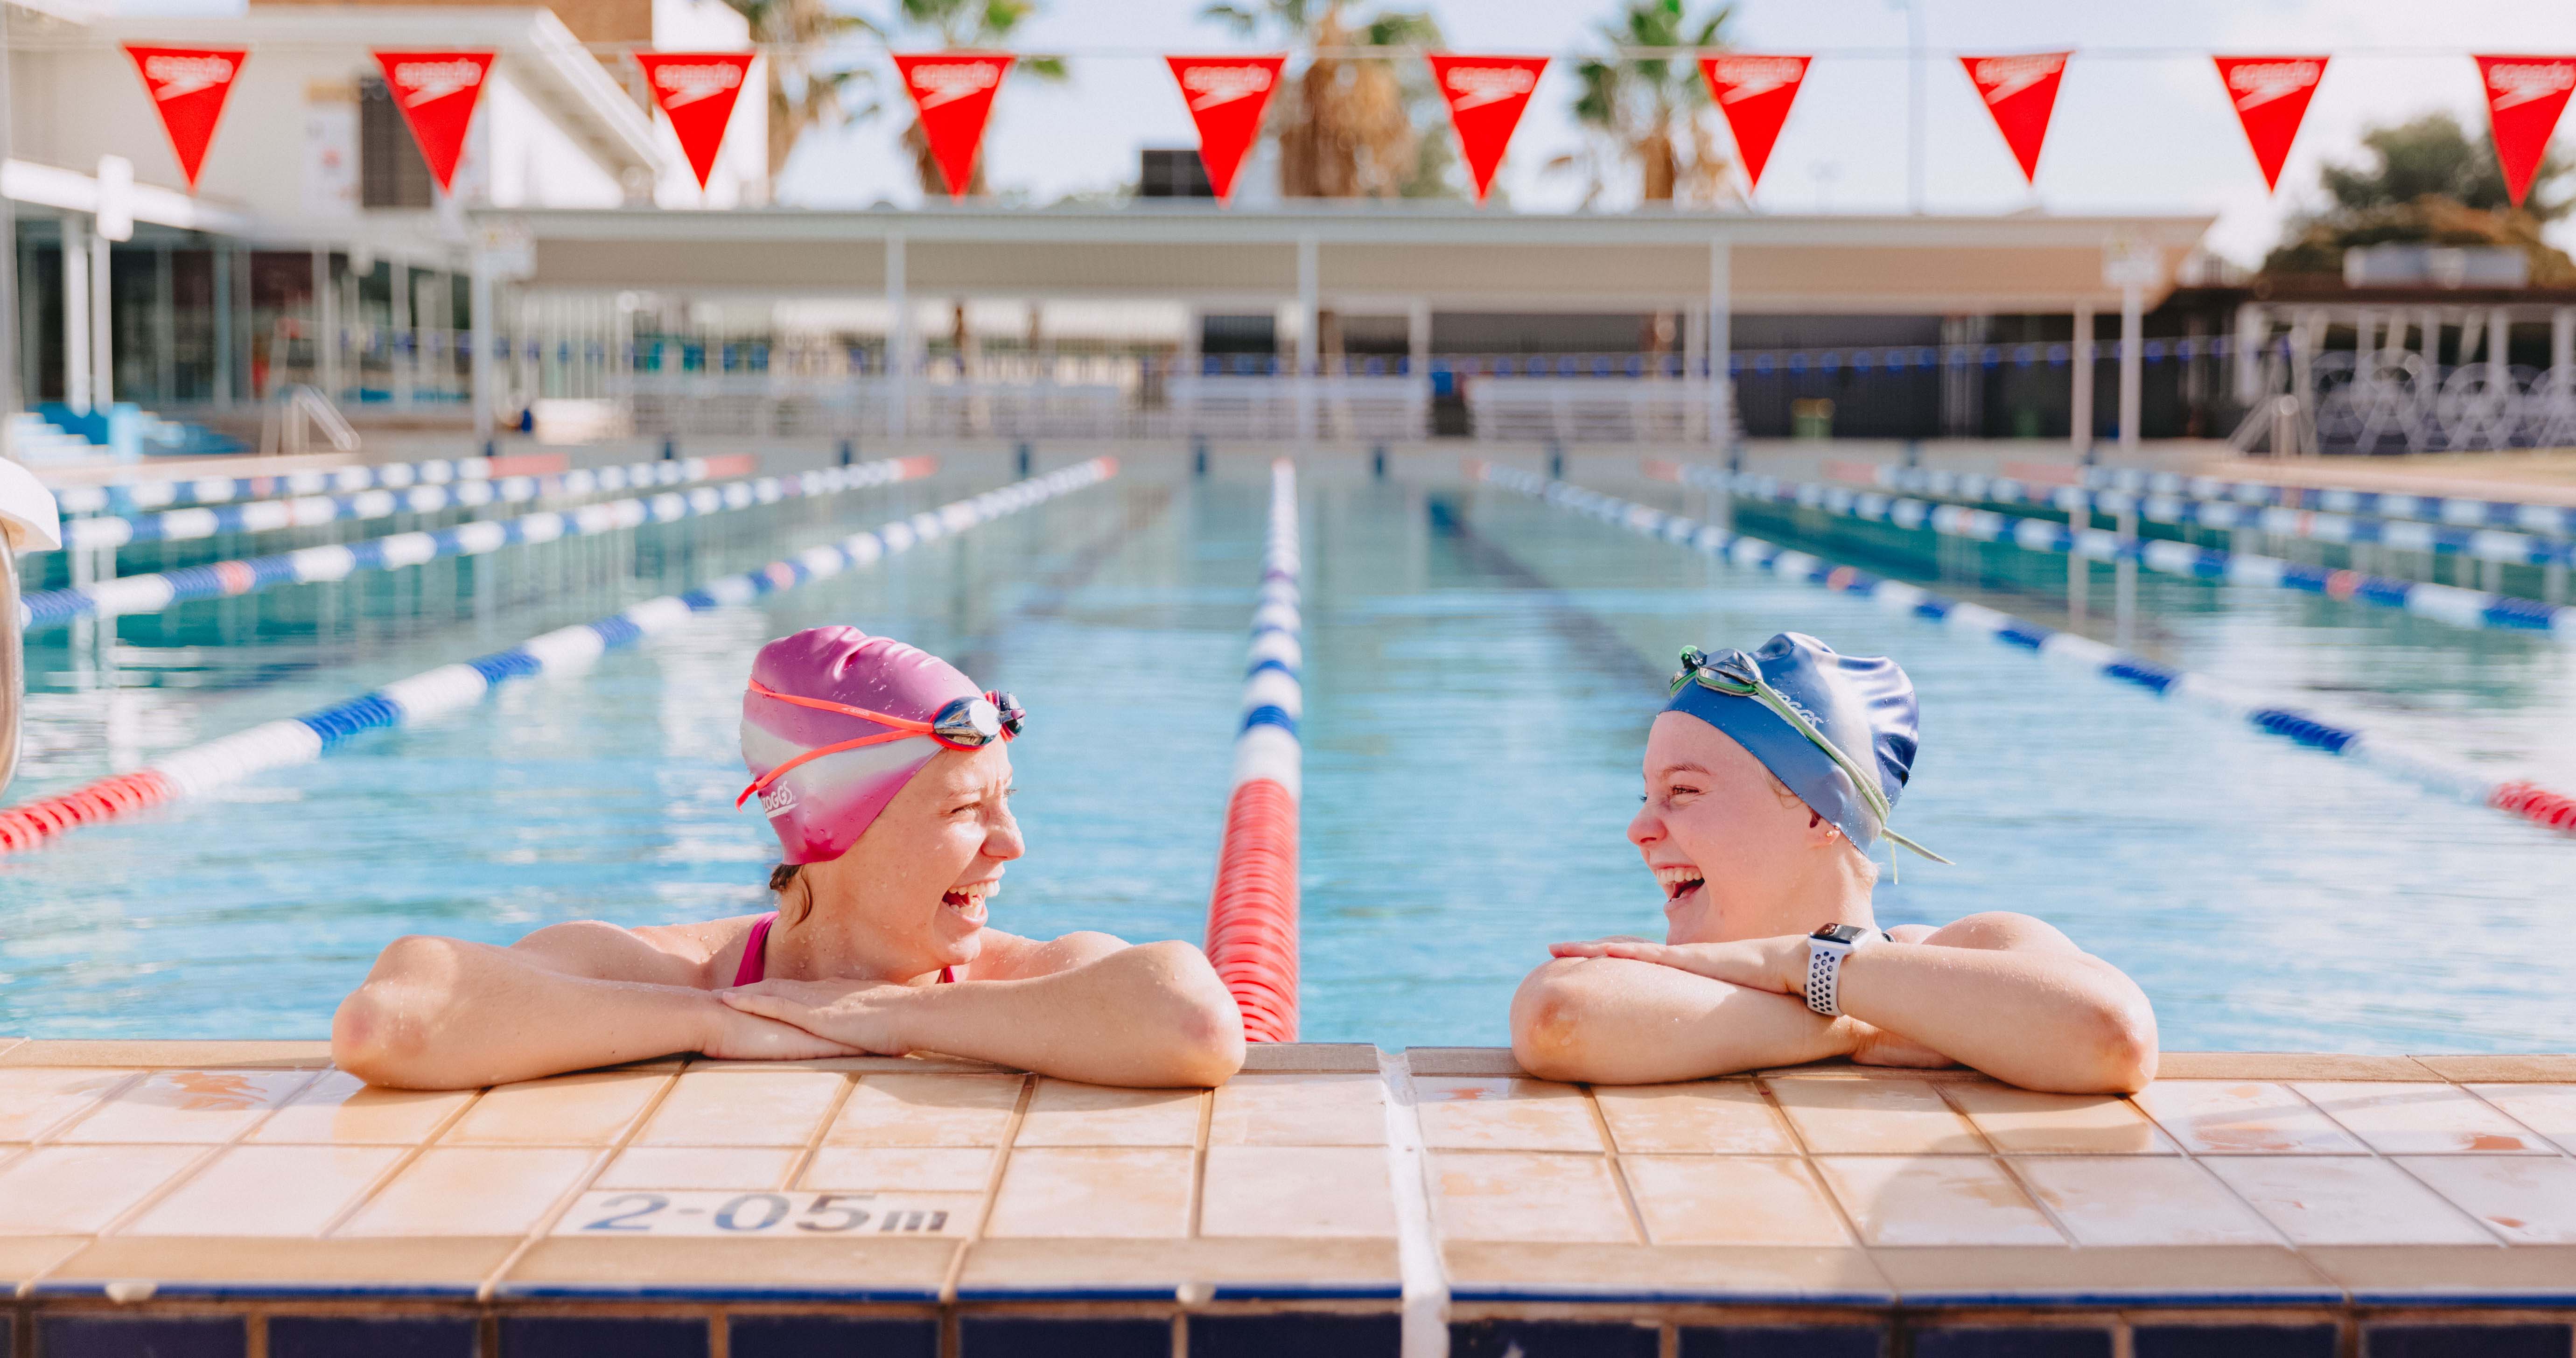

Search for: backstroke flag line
xmin=1960 ymin=51 xmax=2070 ymax=186
xmin=1699 ymin=54 xmax=1810 ymax=195
xmin=895 ymin=51 xmax=1012 ymax=198
xmin=1427 ymin=54 xmax=1549 ymax=203
xmin=1165 ymin=56 xmax=1285 ymax=202
xmin=2212 ymin=56 xmax=2327 ymax=192
xmin=372 ymin=50 xmax=496 ymax=194
xmin=2475 ymin=55 xmax=2576 ymax=207
xmin=635 ymin=52 xmax=756 ymax=191
xmin=122 ymin=45 xmax=249 ymax=192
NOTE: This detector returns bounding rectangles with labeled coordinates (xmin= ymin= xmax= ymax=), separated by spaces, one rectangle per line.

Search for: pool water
xmin=5 ymin=451 xmax=2572 ymax=1052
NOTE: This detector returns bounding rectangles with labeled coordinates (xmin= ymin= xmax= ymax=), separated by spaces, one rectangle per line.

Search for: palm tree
xmin=720 ymin=0 xmax=878 ymax=180
xmin=876 ymin=0 xmax=1067 ymax=197
xmin=1202 ymin=0 xmax=1454 ymax=199
xmin=1561 ymin=0 xmax=1734 ymax=206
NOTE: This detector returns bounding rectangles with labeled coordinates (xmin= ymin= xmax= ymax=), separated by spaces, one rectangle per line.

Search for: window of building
xmin=359 ymin=76 xmax=439 ymax=210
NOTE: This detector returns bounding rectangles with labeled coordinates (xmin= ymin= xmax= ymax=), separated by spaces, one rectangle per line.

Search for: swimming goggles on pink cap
xmin=735 ymin=679 xmax=1025 ymax=809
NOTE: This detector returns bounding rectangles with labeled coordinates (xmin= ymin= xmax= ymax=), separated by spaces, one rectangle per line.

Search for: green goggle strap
xmin=1671 ymin=649 xmax=1952 ymax=877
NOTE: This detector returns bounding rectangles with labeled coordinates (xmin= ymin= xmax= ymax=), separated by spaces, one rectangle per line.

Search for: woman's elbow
xmin=1136 ymin=941 xmax=1246 ymax=1086
xmin=2061 ymin=993 xmax=2158 ymax=1095
xmin=1509 ymin=960 xmax=1599 ymax=1083
xmin=330 ymin=936 xmax=468 ymax=1089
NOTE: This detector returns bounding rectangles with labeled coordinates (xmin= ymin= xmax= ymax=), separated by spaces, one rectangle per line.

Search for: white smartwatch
xmin=1804 ymin=924 xmax=1883 ymax=1017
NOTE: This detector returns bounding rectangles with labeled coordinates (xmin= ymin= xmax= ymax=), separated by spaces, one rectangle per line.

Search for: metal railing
xmin=257 ymin=384 xmax=362 ymax=458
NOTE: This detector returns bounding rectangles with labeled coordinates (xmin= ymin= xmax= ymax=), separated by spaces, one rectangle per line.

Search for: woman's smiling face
xmin=802 ymin=742 xmax=1023 ymax=971
xmin=1628 ymin=713 xmax=1833 ymax=944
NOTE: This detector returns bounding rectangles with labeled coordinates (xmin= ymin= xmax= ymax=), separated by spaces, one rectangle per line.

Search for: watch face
xmin=1812 ymin=924 xmax=1871 ymax=945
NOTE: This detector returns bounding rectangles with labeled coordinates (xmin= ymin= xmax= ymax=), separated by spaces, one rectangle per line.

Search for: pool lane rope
xmin=49 ymin=452 xmax=510 ymax=517
xmin=18 ymin=457 xmax=938 ymax=632
xmin=1472 ymin=461 xmax=2576 ymax=839
xmin=51 ymin=456 xmax=757 ymax=552
xmin=2086 ymin=466 xmax=2576 ymax=538
xmin=0 ymin=459 xmax=1118 ymax=858
xmin=1651 ymin=463 xmax=2576 ymax=642
xmin=1205 ymin=458 xmax=1303 ymax=1043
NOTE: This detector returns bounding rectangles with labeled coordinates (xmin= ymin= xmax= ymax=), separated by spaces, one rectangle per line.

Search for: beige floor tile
xmin=0 ymin=1069 xmax=138 ymax=1142
xmin=1429 ymin=1151 xmax=1636 ymax=1243
xmin=2008 ymin=1155 xmax=2279 ymax=1246
xmin=0 ymin=1144 xmax=208 ymax=1234
xmin=801 ymin=1145 xmax=996 ymax=1193
xmin=1813 ymin=1155 xmax=2065 ymax=1246
xmin=441 ymin=1072 xmax=666 ymax=1146
xmin=1208 ymin=1073 xmax=1386 ymax=1146
xmin=1014 ymin=1080 xmax=1202 ymax=1147
xmin=635 ymin=1068 xmax=847 ymax=1148
xmin=2132 ymin=1081 xmax=2366 ymax=1155
xmin=827 ymin=1073 xmax=1024 ymax=1146
xmin=2203 ymin=1155 xmax=2497 ymax=1245
xmin=334 ymin=1147 xmax=602 ymax=1236
xmin=1942 ymin=1085 xmax=2175 ymax=1154
xmin=52 ymin=1069 xmax=316 ymax=1143
xmin=2464 ymin=1085 xmax=2576 ymax=1155
xmin=549 ymin=1188 xmax=977 ymax=1239
xmin=2396 ymin=1155 xmax=2576 ymax=1244
xmin=2295 ymin=1082 xmax=2553 ymax=1155
xmin=1413 ymin=1077 xmax=1603 ymax=1152
xmin=984 ymin=1146 xmax=1194 ymax=1238
xmin=1767 ymin=1076 xmax=1987 ymax=1154
xmin=595 ymin=1147 xmax=800 ymax=1191
xmin=1621 ymin=1154 xmax=1849 ymax=1246
xmin=1200 ymin=1145 xmax=1395 ymax=1238
xmin=252 ymin=1071 xmax=475 ymax=1145
xmin=1594 ymin=1082 xmax=1797 ymax=1155
xmin=120 ymin=1144 xmax=406 ymax=1237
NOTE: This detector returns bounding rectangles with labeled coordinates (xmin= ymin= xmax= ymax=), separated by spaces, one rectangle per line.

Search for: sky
xmin=113 ymin=0 xmax=2576 ymax=265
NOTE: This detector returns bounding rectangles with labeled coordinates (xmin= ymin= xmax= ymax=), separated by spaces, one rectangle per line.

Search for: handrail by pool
xmin=0 ymin=459 xmax=1118 ymax=858
xmin=1652 ymin=462 xmax=2576 ymax=642
xmin=16 ymin=457 xmax=937 ymax=631
xmin=1205 ymin=458 xmax=1304 ymax=1043
xmin=1476 ymin=461 xmax=2576 ymax=839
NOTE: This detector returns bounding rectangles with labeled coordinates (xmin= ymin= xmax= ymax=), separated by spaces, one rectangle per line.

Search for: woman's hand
xmin=718 ymin=979 xmax=920 ymax=1056
xmin=1547 ymin=935 xmax=1807 ymax=994
xmin=697 ymin=996 xmax=869 ymax=1062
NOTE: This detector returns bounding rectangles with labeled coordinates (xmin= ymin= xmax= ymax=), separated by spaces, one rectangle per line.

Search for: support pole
xmin=312 ymin=247 xmax=333 ymax=401
xmin=212 ymin=240 xmax=232 ymax=410
xmin=886 ymin=233 xmax=908 ymax=441
xmin=2118 ymin=282 xmax=2143 ymax=452
xmin=2233 ymin=302 xmax=2264 ymax=406
xmin=1708 ymin=238 xmax=1732 ymax=446
xmin=89 ymin=224 xmax=111 ymax=409
xmin=62 ymin=213 xmax=89 ymax=413
xmin=391 ymin=259 xmax=411 ymax=409
xmin=153 ymin=243 xmax=174 ymax=406
xmin=469 ymin=254 xmax=494 ymax=442
xmin=2552 ymin=306 xmax=2574 ymax=375
xmin=2490 ymin=306 xmax=2513 ymax=372
xmin=1407 ymin=296 xmax=1431 ymax=441
xmin=2071 ymin=302 xmax=2094 ymax=453
xmin=1295 ymin=232 xmax=1318 ymax=445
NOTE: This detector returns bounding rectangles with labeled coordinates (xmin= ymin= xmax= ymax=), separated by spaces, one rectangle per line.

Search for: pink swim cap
xmin=739 ymin=627 xmax=987 ymax=865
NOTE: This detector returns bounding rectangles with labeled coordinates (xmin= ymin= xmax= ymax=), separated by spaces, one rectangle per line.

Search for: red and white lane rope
xmin=1206 ymin=459 xmax=1303 ymax=1043
xmin=0 ymin=460 xmax=1118 ymax=858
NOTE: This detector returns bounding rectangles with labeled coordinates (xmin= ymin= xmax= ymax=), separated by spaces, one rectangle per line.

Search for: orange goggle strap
xmin=735 ymin=680 xmax=1014 ymax=810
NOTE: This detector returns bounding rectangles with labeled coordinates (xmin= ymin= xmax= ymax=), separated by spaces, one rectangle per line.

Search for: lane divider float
xmin=1477 ymin=461 xmax=2576 ymax=838
xmin=1649 ymin=462 xmax=2576 ymax=642
xmin=0 ymin=459 xmax=1117 ymax=858
xmin=19 ymin=458 xmax=938 ymax=632
xmin=1205 ymin=458 xmax=1303 ymax=1043
xmin=51 ymin=457 xmax=756 ymax=553
xmin=2087 ymin=466 xmax=2576 ymax=538
xmin=47 ymin=452 xmax=554 ymax=518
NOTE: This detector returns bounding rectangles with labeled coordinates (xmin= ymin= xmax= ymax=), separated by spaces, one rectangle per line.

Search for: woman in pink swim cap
xmin=332 ymin=626 xmax=1244 ymax=1091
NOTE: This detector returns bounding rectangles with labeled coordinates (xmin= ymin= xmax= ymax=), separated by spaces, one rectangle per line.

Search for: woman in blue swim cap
xmin=1510 ymin=632 xmax=2157 ymax=1094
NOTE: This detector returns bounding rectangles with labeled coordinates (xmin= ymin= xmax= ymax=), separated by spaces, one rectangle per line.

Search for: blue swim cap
xmin=1661 ymin=632 xmax=1929 ymax=859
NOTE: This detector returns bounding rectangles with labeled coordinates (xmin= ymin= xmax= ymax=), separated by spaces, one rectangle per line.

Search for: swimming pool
xmin=5 ymin=448 xmax=2571 ymax=1052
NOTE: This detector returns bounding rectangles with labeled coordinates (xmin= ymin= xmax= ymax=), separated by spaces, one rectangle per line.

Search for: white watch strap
xmin=1803 ymin=931 xmax=1880 ymax=1017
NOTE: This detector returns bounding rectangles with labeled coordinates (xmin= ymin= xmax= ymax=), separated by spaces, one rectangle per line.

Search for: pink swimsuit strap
xmin=732 ymin=912 xmax=954 ymax=987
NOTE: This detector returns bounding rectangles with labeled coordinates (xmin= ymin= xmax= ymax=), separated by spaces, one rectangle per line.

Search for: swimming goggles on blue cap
xmin=1670 ymin=646 xmax=1950 ymax=872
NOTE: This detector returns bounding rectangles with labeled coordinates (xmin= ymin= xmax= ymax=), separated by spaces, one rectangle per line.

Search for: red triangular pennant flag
xmin=1960 ymin=51 xmax=2071 ymax=185
xmin=1426 ymin=54 xmax=1547 ymax=203
xmin=123 ymin=45 xmax=249 ymax=192
xmin=1166 ymin=55 xmax=1284 ymax=202
xmin=635 ymin=52 xmax=756 ymax=191
xmin=2212 ymin=56 xmax=2327 ymax=192
xmin=894 ymin=51 xmax=1011 ymax=198
xmin=373 ymin=50 xmax=495 ymax=195
xmin=1698 ymin=53 xmax=1810 ymax=195
xmin=2474 ymin=55 xmax=2576 ymax=207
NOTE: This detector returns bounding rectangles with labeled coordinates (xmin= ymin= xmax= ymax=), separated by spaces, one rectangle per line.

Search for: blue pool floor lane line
xmin=0 ymin=460 xmax=1118 ymax=857
xmin=1472 ymin=461 xmax=2576 ymax=839
xmin=1655 ymin=462 xmax=2576 ymax=641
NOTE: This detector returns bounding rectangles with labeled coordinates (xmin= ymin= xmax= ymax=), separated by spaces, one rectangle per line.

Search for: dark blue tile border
xmin=492 ymin=1283 xmax=943 ymax=1304
xmin=1897 ymin=1288 xmax=2346 ymax=1310
xmin=497 ymin=1317 xmax=708 ymax=1358
xmin=2134 ymin=1325 xmax=2336 ymax=1358
xmin=1203 ymin=1282 xmax=1401 ymax=1302
xmin=1680 ymin=1325 xmax=1888 ymax=1358
xmin=726 ymin=1315 xmax=938 ymax=1358
xmin=268 ymin=1317 xmax=478 ymax=1358
xmin=1449 ymin=1319 xmax=1659 ymax=1358
xmin=1911 ymin=1329 xmax=2111 ymax=1358
xmin=38 ymin=1316 xmax=247 ymax=1358
xmin=2364 ymin=1323 xmax=2575 ymax=1358
xmin=1188 ymin=1313 xmax=1399 ymax=1358
xmin=957 ymin=1316 xmax=1171 ymax=1358
xmin=1448 ymin=1284 xmax=1893 ymax=1307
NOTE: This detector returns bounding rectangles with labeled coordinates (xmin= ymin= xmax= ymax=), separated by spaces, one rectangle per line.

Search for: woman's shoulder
xmin=1912 ymin=911 xmax=2082 ymax=953
xmin=965 ymin=928 xmax=1129 ymax=980
xmin=591 ymin=913 xmax=773 ymax=987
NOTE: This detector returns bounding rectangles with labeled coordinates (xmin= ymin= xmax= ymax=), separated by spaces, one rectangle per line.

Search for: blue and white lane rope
xmin=49 ymin=453 xmax=506 ymax=517
xmin=1205 ymin=458 xmax=1303 ymax=1043
xmin=1854 ymin=465 xmax=2576 ymax=570
xmin=0 ymin=458 xmax=1120 ymax=857
xmin=1656 ymin=463 xmax=2576 ymax=642
xmin=17 ymin=456 xmax=938 ymax=631
xmin=2086 ymin=466 xmax=2576 ymax=538
xmin=53 ymin=456 xmax=755 ymax=552
xmin=1472 ymin=461 xmax=2576 ymax=838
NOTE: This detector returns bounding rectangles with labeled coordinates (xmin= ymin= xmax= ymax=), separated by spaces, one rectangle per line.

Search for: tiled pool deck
xmin=1 ymin=1040 xmax=2572 ymax=1358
